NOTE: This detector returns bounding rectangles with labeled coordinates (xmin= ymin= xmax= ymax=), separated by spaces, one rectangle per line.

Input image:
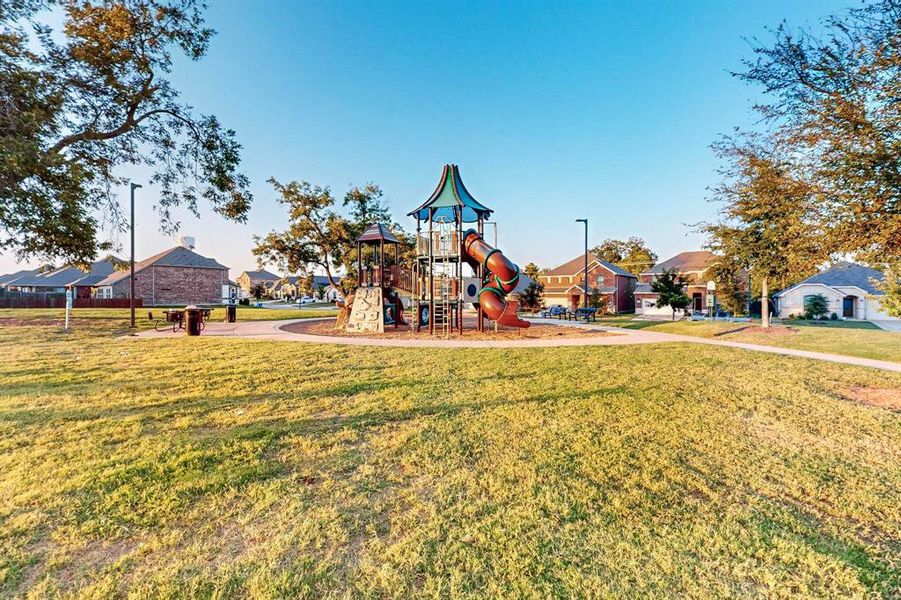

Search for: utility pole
xmin=576 ymin=218 xmax=588 ymax=308
xmin=130 ymin=182 xmax=142 ymax=329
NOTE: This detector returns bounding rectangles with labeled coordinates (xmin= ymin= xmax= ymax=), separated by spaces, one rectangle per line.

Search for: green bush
xmin=830 ymin=312 xmax=838 ymax=320
xmin=804 ymin=294 xmax=829 ymax=320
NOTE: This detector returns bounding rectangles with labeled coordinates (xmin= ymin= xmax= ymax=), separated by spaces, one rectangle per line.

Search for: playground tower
xmin=409 ymin=164 xmax=529 ymax=334
xmin=343 ymin=223 xmax=408 ymax=332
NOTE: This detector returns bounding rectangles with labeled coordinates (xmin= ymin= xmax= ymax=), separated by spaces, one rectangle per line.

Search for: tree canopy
xmin=733 ymin=0 xmax=900 ymax=315
xmin=738 ymin=0 xmax=900 ymax=263
xmin=1 ymin=0 xmax=252 ymax=266
xmin=253 ymin=178 xmax=411 ymax=293
xmin=592 ymin=237 xmax=657 ymax=274
xmin=702 ymin=139 xmax=824 ymax=326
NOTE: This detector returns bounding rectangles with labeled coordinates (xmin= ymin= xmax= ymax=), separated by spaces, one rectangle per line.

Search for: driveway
xmin=871 ymin=320 xmax=901 ymax=332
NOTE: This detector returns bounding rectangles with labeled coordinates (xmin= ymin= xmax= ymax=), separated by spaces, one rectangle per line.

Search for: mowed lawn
xmin=0 ymin=318 xmax=899 ymax=597
xmin=0 ymin=305 xmax=336 ymax=331
xmin=595 ymin=316 xmax=901 ymax=363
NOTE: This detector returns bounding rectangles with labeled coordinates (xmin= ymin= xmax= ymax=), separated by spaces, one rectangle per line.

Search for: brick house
xmin=235 ymin=269 xmax=280 ymax=298
xmin=94 ymin=244 xmax=229 ymax=306
xmin=635 ymin=251 xmax=716 ymax=316
xmin=539 ymin=254 xmax=637 ymax=313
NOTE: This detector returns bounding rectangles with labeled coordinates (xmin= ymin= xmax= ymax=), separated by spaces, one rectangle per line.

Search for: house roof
xmin=241 ymin=269 xmax=280 ymax=281
xmin=644 ymin=251 xmax=716 ymax=275
xmin=775 ymin=262 xmax=884 ymax=297
xmin=271 ymin=275 xmax=338 ymax=291
xmin=357 ymin=223 xmax=401 ymax=244
xmin=635 ymin=283 xmax=654 ymax=294
xmin=544 ymin=253 xmax=637 ymax=278
xmin=97 ymin=247 xmax=227 ymax=286
xmin=0 ymin=268 xmax=41 ymax=286
xmin=408 ymin=164 xmax=493 ymax=223
xmin=8 ymin=258 xmax=121 ymax=288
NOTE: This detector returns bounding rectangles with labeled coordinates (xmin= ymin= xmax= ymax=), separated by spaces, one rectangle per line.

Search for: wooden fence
xmin=0 ymin=296 xmax=143 ymax=309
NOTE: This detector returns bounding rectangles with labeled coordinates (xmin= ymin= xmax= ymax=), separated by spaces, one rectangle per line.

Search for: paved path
xmin=135 ymin=317 xmax=901 ymax=372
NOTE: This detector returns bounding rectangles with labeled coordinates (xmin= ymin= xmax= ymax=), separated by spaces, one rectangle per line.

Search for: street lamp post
xmin=129 ymin=182 xmax=142 ymax=329
xmin=575 ymin=218 xmax=588 ymax=309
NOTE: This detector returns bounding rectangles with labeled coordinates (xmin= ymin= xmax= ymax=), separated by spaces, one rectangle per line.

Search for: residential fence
xmin=0 ymin=292 xmax=143 ymax=309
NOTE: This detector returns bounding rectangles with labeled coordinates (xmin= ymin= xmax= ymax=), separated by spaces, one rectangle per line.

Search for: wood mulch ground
xmin=283 ymin=317 xmax=617 ymax=341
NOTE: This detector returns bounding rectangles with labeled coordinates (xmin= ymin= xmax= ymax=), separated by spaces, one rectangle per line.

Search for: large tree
xmin=252 ymin=179 xmax=351 ymax=292
xmin=703 ymin=139 xmax=824 ymax=327
xmin=592 ymin=237 xmax=657 ymax=274
xmin=253 ymin=178 xmax=411 ymax=293
xmin=1 ymin=0 xmax=252 ymax=266
xmin=738 ymin=0 xmax=900 ymax=306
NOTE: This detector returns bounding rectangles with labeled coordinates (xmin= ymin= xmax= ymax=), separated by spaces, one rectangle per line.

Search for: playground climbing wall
xmin=346 ymin=287 xmax=384 ymax=333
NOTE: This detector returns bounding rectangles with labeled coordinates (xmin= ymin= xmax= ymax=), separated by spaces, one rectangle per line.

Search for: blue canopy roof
xmin=408 ymin=164 xmax=493 ymax=223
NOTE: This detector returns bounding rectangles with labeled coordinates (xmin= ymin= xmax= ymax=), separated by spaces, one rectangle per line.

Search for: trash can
xmin=225 ymin=304 xmax=237 ymax=323
xmin=185 ymin=305 xmax=202 ymax=336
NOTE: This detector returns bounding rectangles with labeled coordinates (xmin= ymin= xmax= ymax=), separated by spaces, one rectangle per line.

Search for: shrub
xmin=803 ymin=294 xmax=829 ymax=320
xmin=239 ymin=298 xmax=250 ymax=306
xmin=830 ymin=312 xmax=838 ymax=320
xmin=517 ymin=281 xmax=545 ymax=312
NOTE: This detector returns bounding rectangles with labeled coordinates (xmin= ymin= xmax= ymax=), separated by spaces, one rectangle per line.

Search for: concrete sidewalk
xmin=134 ymin=317 xmax=901 ymax=372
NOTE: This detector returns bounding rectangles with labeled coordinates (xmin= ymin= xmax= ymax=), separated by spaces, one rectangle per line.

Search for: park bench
xmin=540 ymin=305 xmax=568 ymax=319
xmin=573 ymin=307 xmax=598 ymax=322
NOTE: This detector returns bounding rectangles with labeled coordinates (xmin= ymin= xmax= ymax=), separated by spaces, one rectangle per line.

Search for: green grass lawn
xmin=0 ymin=306 xmax=336 ymax=333
xmin=0 ymin=318 xmax=899 ymax=597
xmin=593 ymin=316 xmax=901 ymax=363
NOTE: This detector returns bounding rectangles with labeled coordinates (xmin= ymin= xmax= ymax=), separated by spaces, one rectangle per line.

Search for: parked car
xmin=297 ymin=296 xmax=316 ymax=305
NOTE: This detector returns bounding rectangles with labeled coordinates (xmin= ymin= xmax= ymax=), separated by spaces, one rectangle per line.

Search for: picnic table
xmin=154 ymin=307 xmax=212 ymax=333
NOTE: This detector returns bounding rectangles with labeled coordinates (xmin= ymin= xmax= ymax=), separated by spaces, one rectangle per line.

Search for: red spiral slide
xmin=462 ymin=229 xmax=531 ymax=328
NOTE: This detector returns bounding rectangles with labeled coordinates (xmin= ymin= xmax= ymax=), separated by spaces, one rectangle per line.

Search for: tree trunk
xmin=761 ymin=276 xmax=770 ymax=329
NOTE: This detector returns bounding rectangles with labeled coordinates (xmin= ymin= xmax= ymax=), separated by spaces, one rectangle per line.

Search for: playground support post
xmin=428 ymin=208 xmax=434 ymax=336
xmin=576 ymin=218 xmax=588 ymax=309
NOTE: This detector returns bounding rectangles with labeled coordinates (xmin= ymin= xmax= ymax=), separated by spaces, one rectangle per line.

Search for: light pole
xmin=129 ymin=182 xmax=142 ymax=329
xmin=575 ymin=218 xmax=588 ymax=309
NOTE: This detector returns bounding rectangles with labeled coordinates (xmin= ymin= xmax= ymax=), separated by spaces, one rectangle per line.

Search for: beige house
xmin=235 ymin=269 xmax=280 ymax=298
xmin=774 ymin=262 xmax=896 ymax=322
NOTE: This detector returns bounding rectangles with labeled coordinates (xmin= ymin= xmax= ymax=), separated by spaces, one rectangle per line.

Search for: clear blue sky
xmin=1 ymin=0 xmax=852 ymax=276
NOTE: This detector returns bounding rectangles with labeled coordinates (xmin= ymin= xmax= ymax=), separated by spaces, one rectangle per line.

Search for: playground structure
xmin=409 ymin=164 xmax=530 ymax=334
xmin=343 ymin=223 xmax=408 ymax=333
xmin=341 ymin=164 xmax=530 ymax=335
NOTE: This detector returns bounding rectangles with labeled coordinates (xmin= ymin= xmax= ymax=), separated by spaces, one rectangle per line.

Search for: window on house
xmin=596 ymin=275 xmax=604 ymax=287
